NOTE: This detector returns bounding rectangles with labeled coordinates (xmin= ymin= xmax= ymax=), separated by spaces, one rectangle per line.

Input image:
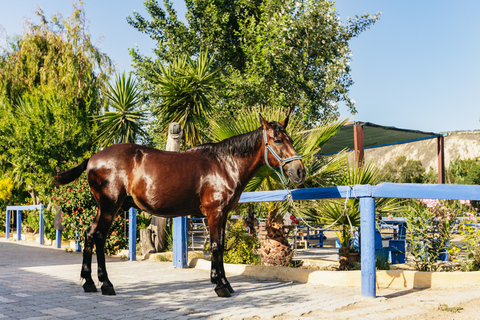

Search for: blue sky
xmin=1 ymin=1 xmax=479 ymax=133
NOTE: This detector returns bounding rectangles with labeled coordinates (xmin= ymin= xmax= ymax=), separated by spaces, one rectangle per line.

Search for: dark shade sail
xmin=319 ymin=121 xmax=445 ymax=155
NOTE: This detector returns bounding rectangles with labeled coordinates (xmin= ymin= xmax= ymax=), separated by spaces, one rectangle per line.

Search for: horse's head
xmin=260 ymin=114 xmax=306 ymax=186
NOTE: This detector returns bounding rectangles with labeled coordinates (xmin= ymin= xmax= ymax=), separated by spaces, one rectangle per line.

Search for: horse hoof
xmin=225 ymin=282 xmax=234 ymax=293
xmin=215 ymin=287 xmax=232 ymax=298
xmin=101 ymin=285 xmax=116 ymax=295
xmin=83 ymin=281 xmax=97 ymax=293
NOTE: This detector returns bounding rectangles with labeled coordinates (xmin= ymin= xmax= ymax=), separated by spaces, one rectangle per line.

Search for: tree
xmin=382 ymin=156 xmax=428 ymax=183
xmin=149 ymin=51 xmax=221 ymax=146
xmin=94 ymin=72 xmax=147 ymax=149
xmin=0 ymin=4 xmax=113 ymax=201
xmin=128 ymin=0 xmax=380 ymax=126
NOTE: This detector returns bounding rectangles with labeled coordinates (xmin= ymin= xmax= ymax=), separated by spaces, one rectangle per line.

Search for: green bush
xmin=405 ymin=199 xmax=471 ymax=271
xmin=223 ymin=219 xmax=260 ymax=265
xmin=51 ymin=164 xmax=130 ymax=255
xmin=382 ymin=156 xmax=430 ymax=183
xmin=447 ymin=158 xmax=480 ymax=184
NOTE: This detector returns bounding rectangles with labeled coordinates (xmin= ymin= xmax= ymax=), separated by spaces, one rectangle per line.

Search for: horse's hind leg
xmin=80 ymin=203 xmax=119 ymax=295
xmin=81 ymin=224 xmax=97 ymax=292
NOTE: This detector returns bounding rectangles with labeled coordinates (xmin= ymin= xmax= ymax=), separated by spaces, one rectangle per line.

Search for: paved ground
xmin=1 ymin=238 xmax=480 ymax=320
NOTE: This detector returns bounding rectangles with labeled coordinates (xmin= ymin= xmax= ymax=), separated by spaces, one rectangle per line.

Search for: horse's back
xmin=87 ymin=143 xmax=209 ymax=217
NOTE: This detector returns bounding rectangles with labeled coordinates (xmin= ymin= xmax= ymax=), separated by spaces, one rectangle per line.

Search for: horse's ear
xmin=260 ymin=114 xmax=268 ymax=130
xmin=281 ymin=114 xmax=289 ymax=129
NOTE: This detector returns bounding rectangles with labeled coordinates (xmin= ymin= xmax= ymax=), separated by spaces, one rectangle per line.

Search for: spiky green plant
xmin=306 ymin=158 xmax=403 ymax=248
xmin=93 ymin=72 xmax=146 ymax=149
xmin=152 ymin=51 xmax=221 ymax=146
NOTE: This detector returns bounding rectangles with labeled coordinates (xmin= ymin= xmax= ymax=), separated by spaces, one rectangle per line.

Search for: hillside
xmin=363 ymin=131 xmax=480 ymax=171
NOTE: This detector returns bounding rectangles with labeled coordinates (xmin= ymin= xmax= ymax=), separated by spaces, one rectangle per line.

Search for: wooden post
xmin=437 ymin=136 xmax=445 ymax=184
xmin=140 ymin=124 xmax=184 ymax=255
xmin=166 ymin=123 xmax=188 ymax=268
xmin=354 ymin=124 xmax=365 ymax=166
xmin=360 ymin=196 xmax=376 ymax=298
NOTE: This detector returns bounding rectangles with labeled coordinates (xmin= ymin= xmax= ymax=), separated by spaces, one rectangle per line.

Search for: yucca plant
xmin=306 ymin=157 xmax=403 ymax=269
xmin=152 ymin=51 xmax=221 ymax=147
xmin=209 ymin=107 xmax=347 ymax=266
xmin=93 ymin=72 xmax=147 ymax=149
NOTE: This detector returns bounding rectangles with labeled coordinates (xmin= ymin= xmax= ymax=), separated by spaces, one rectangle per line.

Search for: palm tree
xmin=209 ymin=107 xmax=347 ymax=266
xmin=94 ymin=72 xmax=147 ymax=149
xmin=152 ymin=51 xmax=221 ymax=147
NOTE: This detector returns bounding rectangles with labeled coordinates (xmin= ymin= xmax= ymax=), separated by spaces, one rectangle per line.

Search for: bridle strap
xmin=263 ymin=130 xmax=302 ymax=186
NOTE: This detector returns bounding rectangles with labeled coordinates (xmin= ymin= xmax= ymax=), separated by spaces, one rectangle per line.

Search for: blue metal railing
xmin=8 ymin=183 xmax=480 ymax=298
xmin=5 ymin=205 xmax=45 ymax=245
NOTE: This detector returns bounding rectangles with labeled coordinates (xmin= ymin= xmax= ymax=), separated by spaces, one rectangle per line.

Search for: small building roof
xmin=319 ymin=121 xmax=445 ymax=155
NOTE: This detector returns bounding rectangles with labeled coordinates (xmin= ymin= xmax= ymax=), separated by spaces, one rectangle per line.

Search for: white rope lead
xmin=286 ymin=186 xmax=357 ymax=232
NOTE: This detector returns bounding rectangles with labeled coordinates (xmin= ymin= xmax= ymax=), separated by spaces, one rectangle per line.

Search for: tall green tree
xmin=0 ymin=4 xmax=113 ymax=201
xmin=94 ymin=72 xmax=147 ymax=149
xmin=128 ymin=0 xmax=380 ymax=125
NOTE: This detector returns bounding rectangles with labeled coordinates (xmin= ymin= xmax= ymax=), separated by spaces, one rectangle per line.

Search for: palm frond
xmin=93 ymin=72 xmax=146 ymax=149
xmin=152 ymin=50 xmax=221 ymax=146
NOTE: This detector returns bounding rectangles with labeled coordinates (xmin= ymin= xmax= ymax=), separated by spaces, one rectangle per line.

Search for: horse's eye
xmin=274 ymin=139 xmax=283 ymax=144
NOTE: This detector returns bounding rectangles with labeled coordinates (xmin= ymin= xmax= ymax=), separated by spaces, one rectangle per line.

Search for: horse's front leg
xmin=208 ymin=212 xmax=233 ymax=297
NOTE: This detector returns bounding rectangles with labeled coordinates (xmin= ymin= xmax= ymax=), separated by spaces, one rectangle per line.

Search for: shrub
xmin=405 ymin=199 xmax=471 ymax=271
xmin=223 ymin=219 xmax=260 ymax=265
xmin=51 ymin=164 xmax=131 ymax=255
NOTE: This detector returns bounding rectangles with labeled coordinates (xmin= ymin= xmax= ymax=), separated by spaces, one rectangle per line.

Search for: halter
xmin=263 ymin=129 xmax=302 ymax=186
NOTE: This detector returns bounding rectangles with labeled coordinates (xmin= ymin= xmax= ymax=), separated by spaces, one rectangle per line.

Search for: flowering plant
xmin=289 ymin=215 xmax=299 ymax=225
xmin=51 ymin=161 xmax=129 ymax=255
xmin=406 ymin=199 xmax=476 ymax=271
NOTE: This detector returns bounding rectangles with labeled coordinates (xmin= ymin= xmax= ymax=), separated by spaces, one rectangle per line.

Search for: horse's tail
xmin=54 ymin=159 xmax=90 ymax=187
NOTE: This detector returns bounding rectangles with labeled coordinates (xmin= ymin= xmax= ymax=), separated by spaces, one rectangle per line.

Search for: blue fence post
xmin=75 ymin=231 xmax=82 ymax=252
xmin=173 ymin=216 xmax=188 ymax=268
xmin=5 ymin=209 xmax=10 ymax=239
xmin=55 ymin=229 xmax=62 ymax=248
xmin=16 ymin=210 xmax=22 ymax=241
xmin=128 ymin=208 xmax=137 ymax=261
xmin=360 ymin=196 xmax=376 ymax=298
xmin=39 ymin=205 xmax=45 ymax=245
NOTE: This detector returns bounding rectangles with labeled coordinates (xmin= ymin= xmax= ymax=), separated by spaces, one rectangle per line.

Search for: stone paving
xmin=2 ymin=238 xmax=480 ymax=320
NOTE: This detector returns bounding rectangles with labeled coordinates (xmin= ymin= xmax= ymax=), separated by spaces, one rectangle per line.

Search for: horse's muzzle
xmin=285 ymin=160 xmax=306 ymax=186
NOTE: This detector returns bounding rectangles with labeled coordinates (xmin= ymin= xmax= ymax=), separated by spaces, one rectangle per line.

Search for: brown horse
xmin=55 ymin=115 xmax=305 ymax=297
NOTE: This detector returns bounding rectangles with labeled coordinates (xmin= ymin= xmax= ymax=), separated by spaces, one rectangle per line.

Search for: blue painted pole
xmin=75 ymin=231 xmax=82 ymax=252
xmin=360 ymin=197 xmax=376 ymax=298
xmin=55 ymin=230 xmax=62 ymax=248
xmin=39 ymin=205 xmax=45 ymax=245
xmin=128 ymin=208 xmax=137 ymax=261
xmin=16 ymin=210 xmax=22 ymax=241
xmin=5 ymin=209 xmax=10 ymax=239
xmin=173 ymin=216 xmax=188 ymax=268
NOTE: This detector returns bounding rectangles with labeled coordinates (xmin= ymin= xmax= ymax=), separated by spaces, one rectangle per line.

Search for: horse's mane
xmin=192 ymin=121 xmax=286 ymax=159
xmin=192 ymin=128 xmax=262 ymax=158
